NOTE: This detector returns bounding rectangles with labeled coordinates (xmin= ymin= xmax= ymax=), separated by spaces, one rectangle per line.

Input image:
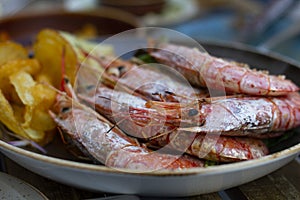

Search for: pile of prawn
xmin=51 ymin=41 xmax=300 ymax=171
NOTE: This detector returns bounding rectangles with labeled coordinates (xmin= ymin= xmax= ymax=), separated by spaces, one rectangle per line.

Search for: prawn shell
xmin=51 ymin=95 xmax=204 ymax=170
xmin=149 ymin=43 xmax=299 ymax=96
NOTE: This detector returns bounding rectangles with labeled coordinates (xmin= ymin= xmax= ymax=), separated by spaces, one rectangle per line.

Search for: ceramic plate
xmin=0 ymin=172 xmax=48 ymax=199
xmin=0 ymin=41 xmax=300 ymax=197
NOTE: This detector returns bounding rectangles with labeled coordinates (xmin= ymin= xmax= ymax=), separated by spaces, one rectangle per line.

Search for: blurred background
xmin=1 ymin=0 xmax=300 ymax=61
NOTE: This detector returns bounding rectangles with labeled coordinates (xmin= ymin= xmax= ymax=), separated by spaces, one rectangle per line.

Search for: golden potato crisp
xmin=0 ymin=41 xmax=28 ymax=66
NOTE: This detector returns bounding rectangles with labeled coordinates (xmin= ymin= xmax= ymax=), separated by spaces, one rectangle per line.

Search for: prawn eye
xmin=61 ymin=107 xmax=71 ymax=113
xmin=63 ymin=77 xmax=70 ymax=84
xmin=188 ymin=108 xmax=198 ymax=116
xmin=117 ymin=65 xmax=125 ymax=72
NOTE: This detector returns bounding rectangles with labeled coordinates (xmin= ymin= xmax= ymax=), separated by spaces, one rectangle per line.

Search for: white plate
xmin=0 ymin=172 xmax=48 ymax=199
xmin=0 ymin=139 xmax=299 ymax=197
xmin=0 ymin=41 xmax=300 ymax=197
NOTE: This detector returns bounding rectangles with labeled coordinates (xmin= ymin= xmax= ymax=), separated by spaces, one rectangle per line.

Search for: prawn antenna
xmin=106 ymin=124 xmax=116 ymax=133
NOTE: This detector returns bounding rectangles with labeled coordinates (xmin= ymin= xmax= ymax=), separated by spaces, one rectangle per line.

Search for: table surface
xmin=0 ymin=152 xmax=299 ymax=200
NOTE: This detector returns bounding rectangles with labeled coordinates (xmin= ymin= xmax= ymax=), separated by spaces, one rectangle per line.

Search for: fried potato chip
xmin=1 ymin=88 xmax=47 ymax=143
xmin=10 ymin=71 xmax=56 ymax=117
xmin=29 ymin=106 xmax=56 ymax=131
xmin=10 ymin=71 xmax=36 ymax=106
xmin=29 ymin=83 xmax=57 ymax=131
xmin=12 ymin=103 xmax=53 ymax=144
xmin=0 ymin=31 xmax=114 ymax=145
xmin=61 ymin=30 xmax=113 ymax=76
xmin=0 ymin=90 xmax=27 ymax=138
xmin=34 ymin=29 xmax=114 ymax=89
xmin=11 ymin=104 xmax=25 ymax=124
xmin=60 ymin=31 xmax=114 ymax=61
xmin=34 ymin=29 xmax=78 ymax=89
xmin=10 ymin=72 xmax=36 ymax=129
xmin=23 ymin=127 xmax=45 ymax=143
xmin=0 ymin=59 xmax=41 ymax=103
xmin=23 ymin=106 xmax=34 ymax=128
xmin=8 ymin=71 xmax=57 ymax=143
xmin=0 ymin=41 xmax=28 ymax=66
xmin=31 ymin=83 xmax=56 ymax=107
xmin=0 ymin=59 xmax=40 ymax=77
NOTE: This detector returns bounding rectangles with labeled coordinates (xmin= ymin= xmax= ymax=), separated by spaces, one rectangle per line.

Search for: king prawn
xmin=50 ymin=40 xmax=300 ymax=170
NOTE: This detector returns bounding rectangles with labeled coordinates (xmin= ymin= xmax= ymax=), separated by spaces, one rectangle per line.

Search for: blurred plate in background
xmin=0 ymin=172 xmax=48 ymax=199
xmin=0 ymin=7 xmax=140 ymax=44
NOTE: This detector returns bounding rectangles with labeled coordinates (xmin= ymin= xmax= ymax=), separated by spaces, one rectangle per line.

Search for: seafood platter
xmin=0 ymin=28 xmax=299 ymax=196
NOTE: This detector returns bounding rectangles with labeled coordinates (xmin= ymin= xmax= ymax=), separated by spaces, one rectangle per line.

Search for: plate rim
xmin=1 ymin=138 xmax=300 ymax=176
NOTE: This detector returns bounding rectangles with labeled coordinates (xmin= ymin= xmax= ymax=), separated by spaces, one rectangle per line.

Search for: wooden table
xmin=0 ymin=152 xmax=299 ymax=199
